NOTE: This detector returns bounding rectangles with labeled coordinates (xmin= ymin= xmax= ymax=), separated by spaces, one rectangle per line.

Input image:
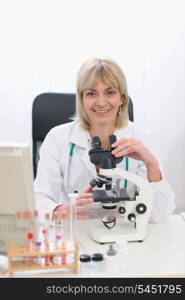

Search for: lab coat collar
xmin=69 ymin=120 xmax=91 ymax=149
xmin=114 ymin=122 xmax=132 ymax=140
xmin=69 ymin=120 xmax=96 ymax=177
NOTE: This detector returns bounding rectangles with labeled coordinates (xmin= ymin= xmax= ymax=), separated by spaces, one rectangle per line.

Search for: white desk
xmin=1 ymin=215 xmax=185 ymax=278
xmin=75 ymin=214 xmax=185 ymax=278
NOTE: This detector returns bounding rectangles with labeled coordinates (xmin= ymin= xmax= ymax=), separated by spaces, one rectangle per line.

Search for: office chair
xmin=32 ymin=92 xmax=134 ymax=178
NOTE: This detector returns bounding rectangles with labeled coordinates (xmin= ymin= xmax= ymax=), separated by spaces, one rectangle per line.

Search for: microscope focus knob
xmin=128 ymin=213 xmax=136 ymax=222
xmin=136 ymin=203 xmax=147 ymax=214
xmin=118 ymin=206 xmax=126 ymax=214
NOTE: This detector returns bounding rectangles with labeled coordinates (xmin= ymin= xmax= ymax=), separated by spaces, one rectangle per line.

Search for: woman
xmin=34 ymin=58 xmax=175 ymax=223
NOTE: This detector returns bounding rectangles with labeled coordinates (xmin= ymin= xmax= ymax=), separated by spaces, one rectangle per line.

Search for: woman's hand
xmin=76 ymin=186 xmax=94 ymax=219
xmin=53 ymin=186 xmax=94 ymax=220
xmin=111 ymin=138 xmax=155 ymax=166
xmin=111 ymin=138 xmax=162 ymax=182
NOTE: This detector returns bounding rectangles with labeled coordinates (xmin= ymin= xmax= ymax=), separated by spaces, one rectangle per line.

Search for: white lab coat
xmin=34 ymin=120 xmax=175 ymax=223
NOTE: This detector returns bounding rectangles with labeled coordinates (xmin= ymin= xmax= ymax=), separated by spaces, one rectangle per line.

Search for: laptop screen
xmin=0 ymin=143 xmax=36 ymax=252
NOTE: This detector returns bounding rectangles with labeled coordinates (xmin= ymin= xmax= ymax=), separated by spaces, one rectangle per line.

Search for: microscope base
xmin=91 ymin=221 xmax=146 ymax=244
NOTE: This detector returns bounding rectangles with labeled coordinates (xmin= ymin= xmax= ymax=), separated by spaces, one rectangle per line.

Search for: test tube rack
xmin=7 ymin=241 xmax=79 ymax=277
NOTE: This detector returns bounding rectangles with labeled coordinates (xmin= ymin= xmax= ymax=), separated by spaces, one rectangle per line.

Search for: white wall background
xmin=0 ymin=0 xmax=184 ymax=212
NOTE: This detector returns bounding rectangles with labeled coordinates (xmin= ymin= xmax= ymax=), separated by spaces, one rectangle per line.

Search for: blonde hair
xmin=76 ymin=58 xmax=129 ymax=131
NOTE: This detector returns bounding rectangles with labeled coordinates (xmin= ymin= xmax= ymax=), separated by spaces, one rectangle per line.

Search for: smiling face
xmin=82 ymin=81 xmax=122 ymax=128
xmin=76 ymin=58 xmax=129 ymax=131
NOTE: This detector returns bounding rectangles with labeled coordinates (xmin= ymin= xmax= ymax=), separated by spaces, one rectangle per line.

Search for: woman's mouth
xmin=92 ymin=108 xmax=112 ymax=114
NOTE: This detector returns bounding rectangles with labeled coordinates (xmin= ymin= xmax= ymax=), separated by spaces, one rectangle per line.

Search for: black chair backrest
xmin=128 ymin=96 xmax=134 ymax=122
xmin=32 ymin=92 xmax=134 ymax=177
xmin=32 ymin=93 xmax=76 ymax=142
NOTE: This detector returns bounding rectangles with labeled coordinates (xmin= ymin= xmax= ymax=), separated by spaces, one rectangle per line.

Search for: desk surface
xmin=76 ymin=215 xmax=185 ymax=278
xmin=1 ymin=215 xmax=185 ymax=278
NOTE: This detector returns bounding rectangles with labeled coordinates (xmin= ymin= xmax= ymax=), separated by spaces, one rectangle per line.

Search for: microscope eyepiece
xmin=89 ymin=135 xmax=123 ymax=170
xmin=91 ymin=136 xmax=101 ymax=149
xmin=109 ymin=135 xmax=117 ymax=147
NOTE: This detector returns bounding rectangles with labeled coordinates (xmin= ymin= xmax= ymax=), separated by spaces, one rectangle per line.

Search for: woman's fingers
xmin=77 ymin=197 xmax=94 ymax=206
xmin=76 ymin=189 xmax=94 ymax=206
xmin=112 ymin=146 xmax=132 ymax=157
xmin=53 ymin=187 xmax=94 ymax=220
xmin=112 ymin=138 xmax=155 ymax=166
xmin=83 ymin=186 xmax=93 ymax=193
xmin=112 ymin=140 xmax=137 ymax=154
xmin=77 ymin=193 xmax=93 ymax=200
xmin=76 ymin=194 xmax=94 ymax=206
xmin=76 ymin=205 xmax=92 ymax=219
xmin=112 ymin=138 xmax=129 ymax=147
xmin=76 ymin=206 xmax=92 ymax=213
xmin=111 ymin=138 xmax=145 ymax=160
xmin=53 ymin=201 xmax=93 ymax=220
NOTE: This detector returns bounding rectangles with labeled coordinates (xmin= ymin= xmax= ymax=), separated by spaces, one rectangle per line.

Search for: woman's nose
xmin=96 ymin=93 xmax=107 ymax=106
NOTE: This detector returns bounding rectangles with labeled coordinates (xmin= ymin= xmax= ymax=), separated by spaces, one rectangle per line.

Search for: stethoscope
xmin=69 ymin=143 xmax=129 ymax=189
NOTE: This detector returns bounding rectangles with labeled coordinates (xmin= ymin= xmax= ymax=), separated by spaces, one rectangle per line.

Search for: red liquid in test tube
xmin=27 ymin=232 xmax=34 ymax=252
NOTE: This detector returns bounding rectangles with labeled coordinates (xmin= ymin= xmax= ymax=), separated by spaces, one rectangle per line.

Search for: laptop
xmin=0 ymin=143 xmax=36 ymax=253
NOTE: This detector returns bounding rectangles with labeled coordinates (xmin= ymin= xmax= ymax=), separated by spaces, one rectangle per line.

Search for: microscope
xmin=88 ymin=135 xmax=153 ymax=244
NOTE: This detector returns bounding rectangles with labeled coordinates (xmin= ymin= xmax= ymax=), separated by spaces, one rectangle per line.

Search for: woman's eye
xmin=87 ymin=92 xmax=94 ymax=96
xmin=106 ymin=89 xmax=117 ymax=95
xmin=86 ymin=91 xmax=95 ymax=96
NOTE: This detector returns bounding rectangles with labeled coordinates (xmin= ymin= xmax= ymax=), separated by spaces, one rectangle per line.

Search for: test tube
xmin=33 ymin=210 xmax=39 ymax=234
xmin=61 ymin=239 xmax=67 ymax=265
xmin=27 ymin=232 xmax=34 ymax=252
xmin=51 ymin=211 xmax=58 ymax=250
xmin=35 ymin=241 xmax=45 ymax=266
xmin=45 ymin=213 xmax=51 ymax=233
xmin=50 ymin=212 xmax=63 ymax=265
xmin=56 ymin=212 xmax=64 ymax=251
xmin=48 ymin=211 xmax=59 ymax=265
xmin=24 ymin=211 xmax=34 ymax=265
xmin=24 ymin=211 xmax=30 ymax=235
xmin=33 ymin=211 xmax=44 ymax=263
xmin=53 ymin=214 xmax=63 ymax=267
xmin=43 ymin=213 xmax=51 ymax=250
xmin=33 ymin=210 xmax=44 ymax=242
xmin=15 ymin=211 xmax=23 ymax=244
xmin=16 ymin=211 xmax=22 ymax=233
xmin=61 ymin=193 xmax=77 ymax=265
xmin=33 ymin=210 xmax=46 ymax=265
xmin=65 ymin=193 xmax=77 ymax=243
xmin=48 ymin=222 xmax=54 ymax=252
xmin=43 ymin=213 xmax=51 ymax=265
